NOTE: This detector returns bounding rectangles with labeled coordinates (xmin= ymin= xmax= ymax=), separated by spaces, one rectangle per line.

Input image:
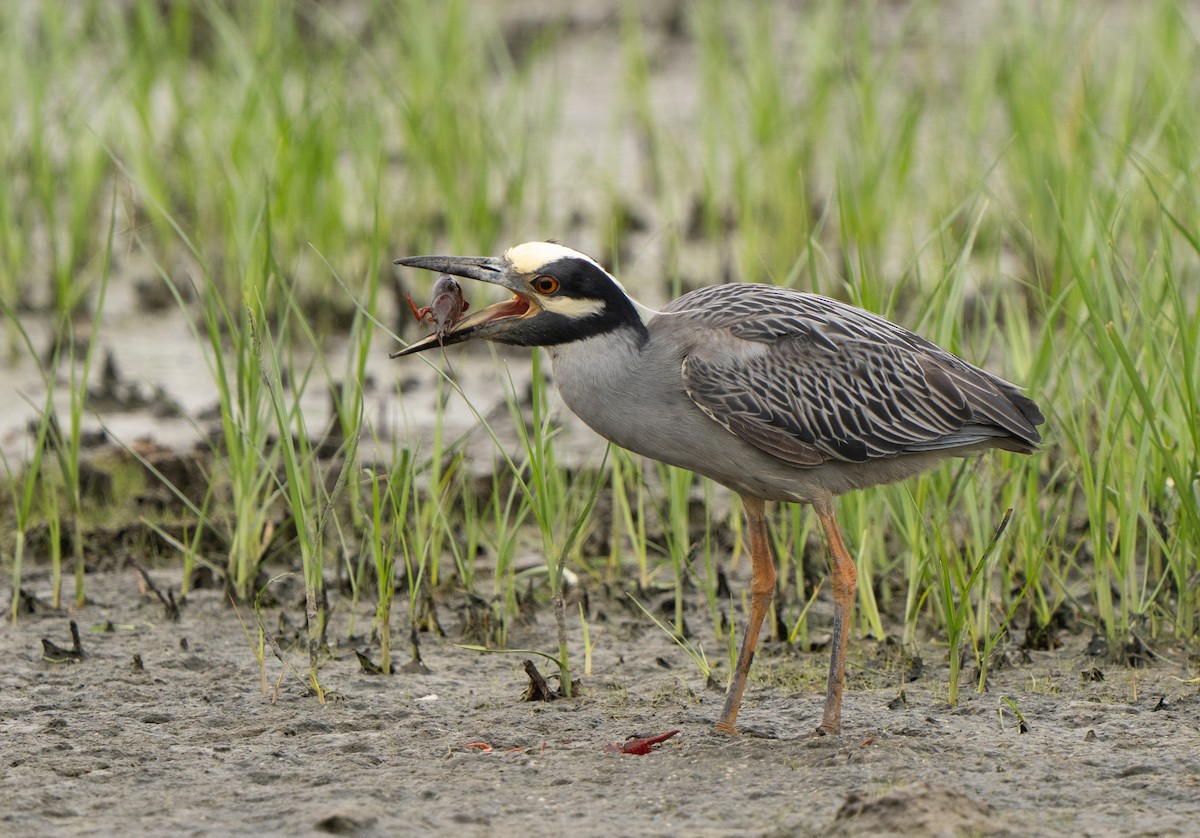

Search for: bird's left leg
xmin=715 ymin=495 xmax=776 ymax=735
xmin=814 ymin=497 xmax=857 ymax=735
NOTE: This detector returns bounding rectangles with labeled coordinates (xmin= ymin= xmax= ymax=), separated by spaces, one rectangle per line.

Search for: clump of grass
xmin=655 ymin=463 xmax=695 ymax=636
xmin=50 ymin=201 xmax=114 ymax=606
xmin=482 ymin=464 xmax=531 ymax=648
xmin=500 ymin=352 xmax=610 ymax=696
xmin=362 ymin=448 xmax=415 ymax=676
xmin=929 ymin=509 xmax=1013 ymax=705
xmin=196 ymin=244 xmax=280 ymax=603
xmin=259 ymin=330 xmax=337 ymax=699
xmin=3 ymin=391 xmax=55 ymax=624
xmin=609 ymin=450 xmax=650 ymax=589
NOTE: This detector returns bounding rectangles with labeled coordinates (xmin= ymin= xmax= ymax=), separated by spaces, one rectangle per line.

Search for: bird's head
xmin=390 ymin=242 xmax=650 ymax=358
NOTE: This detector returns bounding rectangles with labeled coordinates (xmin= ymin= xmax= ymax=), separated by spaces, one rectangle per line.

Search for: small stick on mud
xmin=522 ymin=659 xmax=557 ymax=702
xmin=41 ymin=620 xmax=85 ymax=663
xmin=135 ymin=564 xmax=181 ymax=621
xmin=15 ymin=588 xmax=45 ymax=615
xmin=355 ymin=650 xmax=385 ymax=675
xmin=414 ymin=581 xmax=445 ymax=636
xmin=401 ymin=626 xmax=430 ymax=675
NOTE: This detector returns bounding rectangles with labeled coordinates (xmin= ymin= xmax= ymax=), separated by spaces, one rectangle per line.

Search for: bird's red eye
xmin=533 ymin=276 xmax=559 ymax=295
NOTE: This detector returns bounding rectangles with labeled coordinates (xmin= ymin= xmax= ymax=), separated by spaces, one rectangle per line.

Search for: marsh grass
xmin=2 ymin=389 xmax=54 ymax=624
xmin=2 ymin=0 xmax=1199 ymax=701
xmin=500 ymin=351 xmax=611 ymax=696
xmin=362 ymin=441 xmax=420 ymax=675
xmin=195 ymin=239 xmax=281 ymax=604
xmin=53 ymin=201 xmax=114 ymax=607
xmin=609 ymin=450 xmax=651 ymax=589
xmin=655 ymin=464 xmax=695 ymax=636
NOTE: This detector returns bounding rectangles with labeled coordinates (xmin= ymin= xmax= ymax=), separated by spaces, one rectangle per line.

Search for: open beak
xmin=390 ymin=255 xmax=538 ymax=357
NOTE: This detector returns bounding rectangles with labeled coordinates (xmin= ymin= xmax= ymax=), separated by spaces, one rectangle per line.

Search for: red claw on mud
xmin=604 ymin=729 xmax=681 ymax=755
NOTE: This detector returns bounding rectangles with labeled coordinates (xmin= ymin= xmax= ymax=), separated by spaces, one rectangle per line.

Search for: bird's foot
xmin=714 ymin=720 xmax=787 ymax=739
xmin=713 ymin=721 xmax=739 ymax=736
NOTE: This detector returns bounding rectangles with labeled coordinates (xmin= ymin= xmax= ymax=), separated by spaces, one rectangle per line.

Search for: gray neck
xmin=546 ymin=324 xmax=691 ymax=457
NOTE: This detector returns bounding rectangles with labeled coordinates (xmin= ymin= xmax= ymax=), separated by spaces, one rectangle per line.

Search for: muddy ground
xmin=3 ymin=566 xmax=1198 ymax=838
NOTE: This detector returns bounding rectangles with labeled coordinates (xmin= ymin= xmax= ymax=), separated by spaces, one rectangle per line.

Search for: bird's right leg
xmin=814 ymin=498 xmax=857 ymax=735
xmin=715 ymin=495 xmax=776 ymax=735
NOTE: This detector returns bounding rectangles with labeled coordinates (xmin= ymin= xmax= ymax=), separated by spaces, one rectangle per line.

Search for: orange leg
xmin=715 ymin=495 xmax=776 ymax=735
xmin=814 ymin=498 xmax=857 ymax=735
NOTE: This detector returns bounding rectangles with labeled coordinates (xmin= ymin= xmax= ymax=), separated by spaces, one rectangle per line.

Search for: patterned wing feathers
xmin=670 ymin=284 xmax=1042 ymax=467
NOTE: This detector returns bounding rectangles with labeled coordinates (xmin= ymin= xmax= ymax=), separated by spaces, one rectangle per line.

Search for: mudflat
xmin=4 ymin=569 xmax=1197 ymax=837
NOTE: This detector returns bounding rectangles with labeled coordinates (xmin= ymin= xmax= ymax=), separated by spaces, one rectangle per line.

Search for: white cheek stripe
xmin=539 ymin=296 xmax=607 ymax=319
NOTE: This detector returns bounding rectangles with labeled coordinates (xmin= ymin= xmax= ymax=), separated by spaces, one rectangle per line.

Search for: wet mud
xmin=3 ymin=569 xmax=1198 ymax=837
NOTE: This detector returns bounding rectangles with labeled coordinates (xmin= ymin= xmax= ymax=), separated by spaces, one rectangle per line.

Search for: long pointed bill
xmin=394 ymin=255 xmax=508 ymax=283
xmin=390 ymin=255 xmax=537 ymax=358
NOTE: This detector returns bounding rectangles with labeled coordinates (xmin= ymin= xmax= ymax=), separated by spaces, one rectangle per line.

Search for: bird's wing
xmin=664 ymin=285 xmax=1042 ymax=466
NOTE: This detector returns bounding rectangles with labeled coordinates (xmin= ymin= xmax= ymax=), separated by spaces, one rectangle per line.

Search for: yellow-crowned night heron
xmin=393 ymin=242 xmax=1043 ymax=735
